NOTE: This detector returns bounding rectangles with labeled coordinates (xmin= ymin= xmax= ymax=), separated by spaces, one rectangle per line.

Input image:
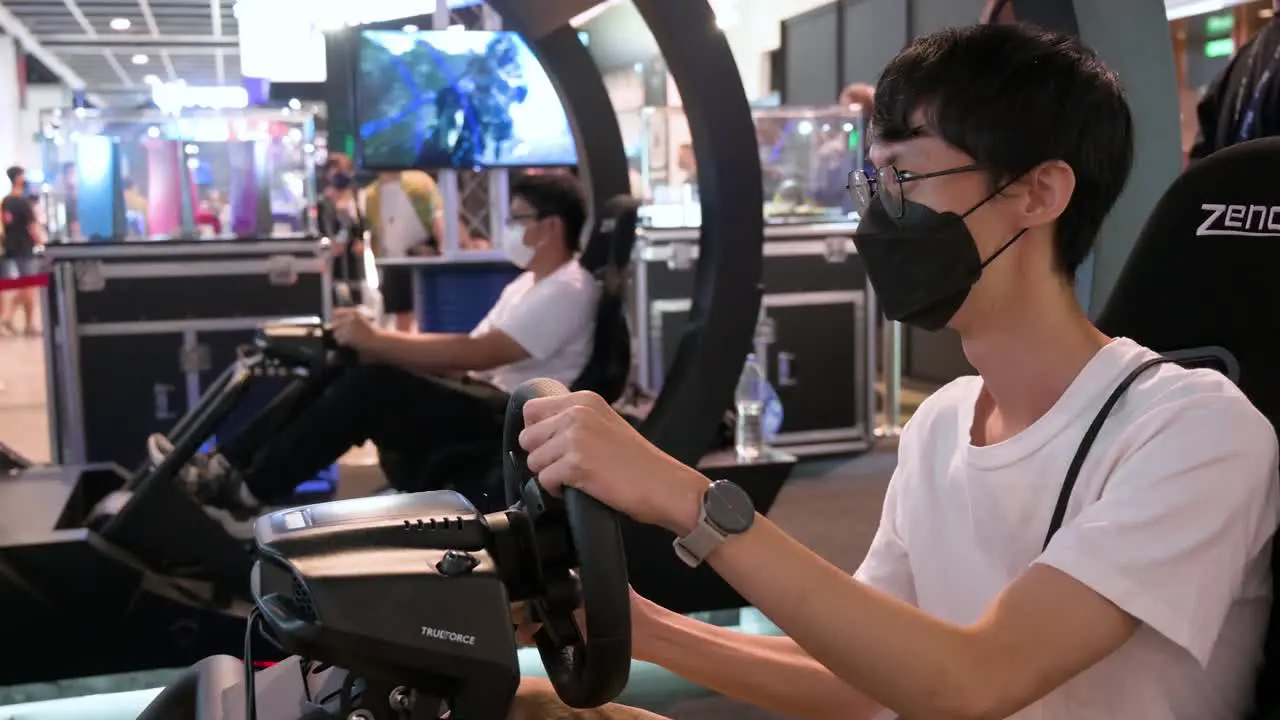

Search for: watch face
xmin=706 ymin=481 xmax=755 ymax=534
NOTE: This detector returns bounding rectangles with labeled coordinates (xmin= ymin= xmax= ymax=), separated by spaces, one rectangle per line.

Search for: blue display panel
xmin=357 ymin=30 xmax=578 ymax=170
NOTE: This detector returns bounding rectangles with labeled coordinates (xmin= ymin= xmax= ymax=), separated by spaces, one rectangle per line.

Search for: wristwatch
xmin=673 ymin=480 xmax=756 ymax=568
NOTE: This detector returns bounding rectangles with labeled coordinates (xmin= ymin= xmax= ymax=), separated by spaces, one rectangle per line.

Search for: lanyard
xmin=1233 ymin=24 xmax=1280 ymax=144
xmin=1042 ymin=357 xmax=1177 ymax=550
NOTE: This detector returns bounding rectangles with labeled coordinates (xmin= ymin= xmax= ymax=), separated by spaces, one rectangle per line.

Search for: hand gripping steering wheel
xmin=502 ymin=379 xmax=632 ymax=709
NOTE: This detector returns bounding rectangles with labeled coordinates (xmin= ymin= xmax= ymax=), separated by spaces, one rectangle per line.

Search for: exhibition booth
xmin=0 ymin=0 xmax=789 ymax=707
xmin=1 ymin=0 xmax=1278 ymax=717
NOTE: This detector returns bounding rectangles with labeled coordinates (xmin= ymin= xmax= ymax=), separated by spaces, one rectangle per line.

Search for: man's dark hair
xmin=873 ymin=24 xmax=1134 ymax=278
xmin=325 ymin=152 xmax=353 ymax=174
xmin=6 ymin=166 xmax=24 ymax=185
xmin=511 ymin=173 xmax=587 ymax=253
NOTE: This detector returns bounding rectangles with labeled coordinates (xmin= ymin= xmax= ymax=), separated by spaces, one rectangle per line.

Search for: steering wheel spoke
xmin=505 ymin=379 xmax=632 ymax=709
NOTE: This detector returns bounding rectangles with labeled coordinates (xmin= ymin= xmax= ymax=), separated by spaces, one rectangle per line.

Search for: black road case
xmin=45 ymin=239 xmax=331 ymax=469
xmin=632 ymin=223 xmax=876 ymax=456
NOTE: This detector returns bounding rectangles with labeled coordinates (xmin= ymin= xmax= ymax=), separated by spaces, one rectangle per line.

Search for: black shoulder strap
xmin=1042 ymin=356 xmax=1177 ymax=551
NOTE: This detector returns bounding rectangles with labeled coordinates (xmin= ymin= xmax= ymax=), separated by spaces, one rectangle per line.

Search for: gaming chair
xmin=1093 ymin=137 xmax=1280 ymax=719
xmin=573 ymin=194 xmax=642 ymax=405
xmin=381 ymin=195 xmax=641 ymax=503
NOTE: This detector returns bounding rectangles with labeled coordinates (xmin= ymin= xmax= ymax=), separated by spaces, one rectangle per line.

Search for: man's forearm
xmin=364 ymin=330 xmax=471 ymax=375
xmin=704 ymin=518 xmax=984 ymax=719
xmin=636 ymin=601 xmax=881 ymax=720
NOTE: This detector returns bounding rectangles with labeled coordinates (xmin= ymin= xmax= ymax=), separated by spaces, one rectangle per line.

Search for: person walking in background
xmin=1 ymin=166 xmax=44 ymax=336
xmin=317 ymin=165 xmax=368 ymax=307
xmin=362 ymin=170 xmax=446 ymax=333
xmin=1190 ymin=0 xmax=1280 ymax=158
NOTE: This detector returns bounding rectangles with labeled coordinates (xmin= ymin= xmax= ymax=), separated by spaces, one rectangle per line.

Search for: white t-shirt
xmin=375 ymin=181 xmax=427 ymax=258
xmin=470 ymin=261 xmax=598 ymax=393
xmin=857 ymin=337 xmax=1279 ymax=720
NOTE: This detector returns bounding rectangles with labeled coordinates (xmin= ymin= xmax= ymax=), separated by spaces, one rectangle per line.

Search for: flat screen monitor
xmin=356 ymin=30 xmax=578 ymax=170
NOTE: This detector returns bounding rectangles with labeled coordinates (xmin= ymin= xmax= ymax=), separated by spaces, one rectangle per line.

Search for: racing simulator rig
xmin=139 ymin=379 xmax=632 ymax=720
xmin=0 ymin=318 xmax=351 ymax=684
xmin=0 ymin=0 xmax=782 ymax=687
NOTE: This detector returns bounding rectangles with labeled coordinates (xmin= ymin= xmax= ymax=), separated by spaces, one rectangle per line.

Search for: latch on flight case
xmin=822 ymin=236 xmax=850 ymax=264
xmin=666 ymin=242 xmax=698 ymax=271
xmin=73 ymin=260 xmax=106 ymax=292
xmin=178 ymin=344 xmax=212 ymax=374
xmin=266 ymin=254 xmax=299 ymax=286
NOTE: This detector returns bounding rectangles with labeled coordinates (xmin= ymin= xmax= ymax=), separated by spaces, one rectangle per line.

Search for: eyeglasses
xmin=506 ymin=212 xmax=541 ymax=227
xmin=847 ymin=164 xmax=984 ymax=219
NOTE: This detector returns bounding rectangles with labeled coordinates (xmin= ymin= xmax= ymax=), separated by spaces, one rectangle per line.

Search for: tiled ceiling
xmin=0 ymin=0 xmax=239 ymax=105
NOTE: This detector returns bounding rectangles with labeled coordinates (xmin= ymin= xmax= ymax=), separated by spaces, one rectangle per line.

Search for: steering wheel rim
xmin=503 ymin=379 xmax=631 ymax=709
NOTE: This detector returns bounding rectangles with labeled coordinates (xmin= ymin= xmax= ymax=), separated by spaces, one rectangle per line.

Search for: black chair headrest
xmin=580 ymin=194 xmax=642 ymax=275
xmin=1097 ymin=137 xmax=1280 ymax=427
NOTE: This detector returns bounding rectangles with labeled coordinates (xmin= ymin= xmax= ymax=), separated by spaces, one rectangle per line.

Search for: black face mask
xmin=330 ymin=172 xmax=354 ymax=191
xmin=853 ymin=191 xmax=1025 ymax=331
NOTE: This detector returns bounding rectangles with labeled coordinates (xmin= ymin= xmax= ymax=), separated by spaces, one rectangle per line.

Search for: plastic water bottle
xmin=735 ymin=353 xmax=769 ymax=462
xmin=761 ymin=378 xmax=784 ymax=442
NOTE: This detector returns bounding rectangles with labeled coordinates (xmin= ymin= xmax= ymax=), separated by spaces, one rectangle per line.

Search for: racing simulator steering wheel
xmin=241 ymin=378 xmax=631 ymax=719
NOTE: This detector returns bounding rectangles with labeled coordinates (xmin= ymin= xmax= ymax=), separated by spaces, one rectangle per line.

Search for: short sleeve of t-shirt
xmin=489 ymin=267 xmax=597 ymax=361
xmin=1036 ymin=393 xmax=1280 ymax=667
xmin=854 ymin=427 xmax=919 ymax=605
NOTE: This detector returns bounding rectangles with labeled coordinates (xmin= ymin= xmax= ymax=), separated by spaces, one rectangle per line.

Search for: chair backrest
xmin=1093 ymin=137 xmax=1280 ymax=719
xmin=571 ymin=194 xmax=641 ymax=405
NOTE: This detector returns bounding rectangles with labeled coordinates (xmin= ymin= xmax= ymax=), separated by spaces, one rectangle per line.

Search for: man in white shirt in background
xmin=362 ymin=170 xmax=448 ymax=332
xmin=150 ymin=173 xmax=599 ymax=517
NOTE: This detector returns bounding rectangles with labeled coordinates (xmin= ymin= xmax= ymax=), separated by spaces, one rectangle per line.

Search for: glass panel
xmin=37 ymin=107 xmax=318 ymax=243
xmin=627 ymin=105 xmax=868 ymax=229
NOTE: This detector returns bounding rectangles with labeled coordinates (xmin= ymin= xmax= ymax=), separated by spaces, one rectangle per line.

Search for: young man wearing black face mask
xmin=498 ymin=23 xmax=1280 ymax=720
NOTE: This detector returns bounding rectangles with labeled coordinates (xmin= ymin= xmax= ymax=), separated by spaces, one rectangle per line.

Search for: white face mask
xmin=503 ymin=223 xmax=536 ymax=268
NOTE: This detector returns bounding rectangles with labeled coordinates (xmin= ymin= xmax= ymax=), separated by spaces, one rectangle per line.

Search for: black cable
xmin=244 ymin=606 xmax=260 ymax=720
xmin=300 ymin=659 xmax=314 ymax=704
xmin=339 ymin=673 xmax=359 ymax=715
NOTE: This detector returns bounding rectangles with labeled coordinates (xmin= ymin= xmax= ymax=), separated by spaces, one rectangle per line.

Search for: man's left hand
xmin=331 ymin=307 xmax=380 ymax=354
xmin=519 ymin=391 xmax=708 ymax=535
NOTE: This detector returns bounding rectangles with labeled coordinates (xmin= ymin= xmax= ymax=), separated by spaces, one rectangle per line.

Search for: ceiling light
xmin=1165 ymin=0 xmax=1228 ymax=21
xmin=402 ymin=24 xmax=419 ymax=32
xmin=109 ymin=17 xmax=131 ymax=31
xmin=143 ymin=74 xmax=160 ymax=85
xmin=131 ymin=54 xmax=150 ymax=65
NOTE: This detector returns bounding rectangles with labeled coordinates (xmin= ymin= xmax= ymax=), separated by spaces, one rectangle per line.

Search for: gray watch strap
xmin=672 ymin=511 xmax=727 ymax=568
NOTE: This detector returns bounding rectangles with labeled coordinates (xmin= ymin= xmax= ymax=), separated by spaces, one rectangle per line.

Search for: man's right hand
xmin=331 ymin=307 xmax=381 ymax=355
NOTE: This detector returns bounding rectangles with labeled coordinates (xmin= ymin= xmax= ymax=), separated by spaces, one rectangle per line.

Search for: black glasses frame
xmin=506 ymin=212 xmax=543 ymax=226
xmin=847 ymin=163 xmax=984 ymax=218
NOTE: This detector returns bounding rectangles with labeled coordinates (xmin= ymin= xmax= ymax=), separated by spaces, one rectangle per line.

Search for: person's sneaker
xmin=146 ymin=432 xmax=260 ymax=519
xmin=188 ymin=455 xmax=262 ymax=521
xmin=147 ymin=432 xmax=216 ymax=490
xmin=146 ymin=432 xmax=177 ymax=468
